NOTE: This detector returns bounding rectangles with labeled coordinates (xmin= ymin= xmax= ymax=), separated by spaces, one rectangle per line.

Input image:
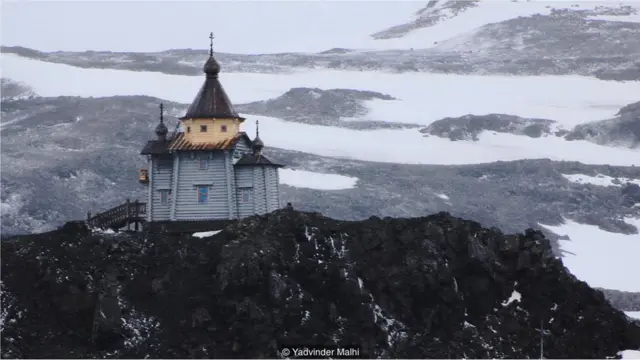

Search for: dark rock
xmin=420 ymin=114 xmax=556 ymax=141
xmin=564 ymin=100 xmax=640 ymax=148
xmin=2 ymin=210 xmax=639 ymax=358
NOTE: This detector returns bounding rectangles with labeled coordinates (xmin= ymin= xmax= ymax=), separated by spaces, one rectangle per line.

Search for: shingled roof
xmin=234 ymin=153 xmax=284 ymax=167
xmin=179 ymin=53 xmax=244 ymax=121
xmin=140 ymin=132 xmax=253 ymax=155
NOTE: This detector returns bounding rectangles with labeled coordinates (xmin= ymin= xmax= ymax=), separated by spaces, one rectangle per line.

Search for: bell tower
xmin=179 ymin=32 xmax=245 ymax=145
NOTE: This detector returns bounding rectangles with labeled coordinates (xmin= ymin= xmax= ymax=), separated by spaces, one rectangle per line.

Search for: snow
xmin=436 ymin=193 xmax=450 ymax=200
xmin=626 ymin=311 xmax=640 ymax=320
xmin=5 ymin=54 xmax=640 ymax=127
xmin=562 ymin=174 xmax=640 ymax=187
xmin=246 ymin=115 xmax=640 ymax=166
xmin=620 ymin=350 xmax=640 ymax=359
xmin=4 ymin=55 xmax=640 ymax=166
xmin=502 ymin=290 xmax=522 ymax=306
xmin=279 ymin=169 xmax=358 ymax=190
xmin=92 ymin=228 xmax=115 ymax=235
xmin=192 ymin=230 xmax=221 ymax=238
xmin=539 ymin=217 xmax=640 ymax=292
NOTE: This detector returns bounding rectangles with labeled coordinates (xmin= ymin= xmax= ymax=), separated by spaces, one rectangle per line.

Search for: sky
xmin=0 ymin=1 xmax=424 ymax=53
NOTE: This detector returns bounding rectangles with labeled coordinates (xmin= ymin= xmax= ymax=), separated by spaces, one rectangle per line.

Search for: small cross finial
xmin=159 ymin=103 xmax=164 ymax=123
xmin=256 ymin=119 xmax=259 ymax=137
xmin=209 ymin=32 xmax=214 ymax=57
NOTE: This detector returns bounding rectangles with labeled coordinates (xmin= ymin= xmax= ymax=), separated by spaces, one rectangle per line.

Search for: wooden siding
xmin=235 ymin=167 xmax=255 ymax=218
xmin=170 ymin=153 xmax=180 ymax=220
xmin=235 ymin=136 xmax=251 ymax=153
xmin=232 ymin=136 xmax=252 ymax=164
xmin=223 ymin=150 xmax=236 ymax=219
xmin=181 ymin=118 xmax=241 ymax=144
xmin=253 ymin=167 xmax=268 ymax=215
xmin=236 ymin=188 xmax=255 ymax=218
xmin=147 ymin=158 xmax=153 ymax=222
xmin=265 ymin=167 xmax=281 ymax=212
xmin=174 ymin=151 xmax=230 ymax=220
xmin=275 ymin=169 xmax=281 ymax=208
xmin=150 ymin=156 xmax=173 ymax=221
xmin=235 ymin=167 xmax=254 ymax=188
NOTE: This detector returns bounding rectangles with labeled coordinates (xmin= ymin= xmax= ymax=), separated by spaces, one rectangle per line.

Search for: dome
xmin=204 ymin=56 xmax=221 ymax=76
xmin=252 ymin=135 xmax=264 ymax=153
xmin=155 ymin=121 xmax=168 ymax=138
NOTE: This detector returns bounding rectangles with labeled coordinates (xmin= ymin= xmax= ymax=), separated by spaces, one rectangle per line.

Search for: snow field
xmin=3 ymin=55 xmax=640 ymax=166
xmin=539 ymin=217 xmax=640 ymax=292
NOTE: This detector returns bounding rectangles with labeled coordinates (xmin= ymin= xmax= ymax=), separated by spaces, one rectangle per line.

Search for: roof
xmin=234 ymin=153 xmax=284 ymax=167
xmin=140 ymin=139 xmax=172 ymax=155
xmin=179 ymin=54 xmax=244 ymax=121
xmin=141 ymin=132 xmax=253 ymax=155
xmin=168 ymin=132 xmax=252 ymax=152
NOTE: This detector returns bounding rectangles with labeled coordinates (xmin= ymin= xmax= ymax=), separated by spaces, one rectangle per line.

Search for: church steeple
xmin=155 ymin=103 xmax=168 ymax=140
xmin=179 ymin=32 xmax=242 ymax=121
xmin=203 ymin=32 xmax=221 ymax=77
xmin=252 ymin=120 xmax=264 ymax=155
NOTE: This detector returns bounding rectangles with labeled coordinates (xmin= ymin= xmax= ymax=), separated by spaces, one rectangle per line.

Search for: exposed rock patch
xmin=0 ymin=78 xmax=37 ymax=103
xmin=236 ymin=87 xmax=418 ymax=129
xmin=564 ymin=101 xmax=640 ymax=148
xmin=420 ymin=114 xmax=556 ymax=141
xmin=370 ymin=0 xmax=479 ymax=40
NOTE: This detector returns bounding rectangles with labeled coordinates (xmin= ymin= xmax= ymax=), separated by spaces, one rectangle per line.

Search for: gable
xmin=234 ymin=134 xmax=252 ymax=153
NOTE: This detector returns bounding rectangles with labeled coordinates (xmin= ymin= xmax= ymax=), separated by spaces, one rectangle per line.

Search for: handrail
xmin=86 ymin=199 xmax=147 ymax=229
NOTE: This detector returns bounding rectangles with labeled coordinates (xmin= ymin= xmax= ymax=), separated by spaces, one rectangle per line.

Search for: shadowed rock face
xmin=2 ymin=210 xmax=639 ymax=358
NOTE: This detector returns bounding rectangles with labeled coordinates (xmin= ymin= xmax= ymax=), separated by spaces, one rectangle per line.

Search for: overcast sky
xmin=1 ymin=1 xmax=424 ymax=54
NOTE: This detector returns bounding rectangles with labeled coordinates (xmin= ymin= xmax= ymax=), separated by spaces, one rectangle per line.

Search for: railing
xmin=86 ymin=199 xmax=146 ymax=230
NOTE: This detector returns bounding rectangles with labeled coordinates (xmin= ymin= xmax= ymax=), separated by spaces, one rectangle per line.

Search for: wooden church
xmin=139 ymin=34 xmax=284 ymax=222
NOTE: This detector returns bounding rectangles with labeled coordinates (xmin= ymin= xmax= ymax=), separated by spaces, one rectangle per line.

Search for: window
xmin=159 ymin=190 xmax=170 ymax=205
xmin=242 ymin=188 xmax=251 ymax=202
xmin=197 ymin=186 xmax=208 ymax=203
xmin=200 ymin=125 xmax=207 ymax=132
xmin=187 ymin=126 xmax=191 ymax=133
xmin=199 ymin=159 xmax=208 ymax=169
xmin=221 ymin=125 xmax=228 ymax=132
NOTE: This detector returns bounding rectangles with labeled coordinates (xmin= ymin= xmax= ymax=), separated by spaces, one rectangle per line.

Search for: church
xmin=139 ymin=34 xmax=284 ymax=222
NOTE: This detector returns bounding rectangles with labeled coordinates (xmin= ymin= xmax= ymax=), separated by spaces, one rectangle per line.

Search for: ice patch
xmin=279 ymin=168 xmax=358 ymax=190
xmin=192 ymin=230 xmax=221 ymax=238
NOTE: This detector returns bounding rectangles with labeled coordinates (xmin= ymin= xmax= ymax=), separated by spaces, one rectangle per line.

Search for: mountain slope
xmin=2 ymin=210 xmax=639 ymax=358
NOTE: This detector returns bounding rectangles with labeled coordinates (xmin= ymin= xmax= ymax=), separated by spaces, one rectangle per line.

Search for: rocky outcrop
xmin=2 ymin=210 xmax=639 ymax=358
xmin=564 ymin=101 xmax=640 ymax=149
xmin=370 ymin=0 xmax=480 ymax=40
xmin=0 ymin=78 xmax=37 ymax=102
xmin=420 ymin=114 xmax=556 ymax=141
xmin=235 ymin=87 xmax=416 ymax=129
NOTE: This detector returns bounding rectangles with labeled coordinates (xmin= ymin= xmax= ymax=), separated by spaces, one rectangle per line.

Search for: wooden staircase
xmin=86 ymin=199 xmax=146 ymax=230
